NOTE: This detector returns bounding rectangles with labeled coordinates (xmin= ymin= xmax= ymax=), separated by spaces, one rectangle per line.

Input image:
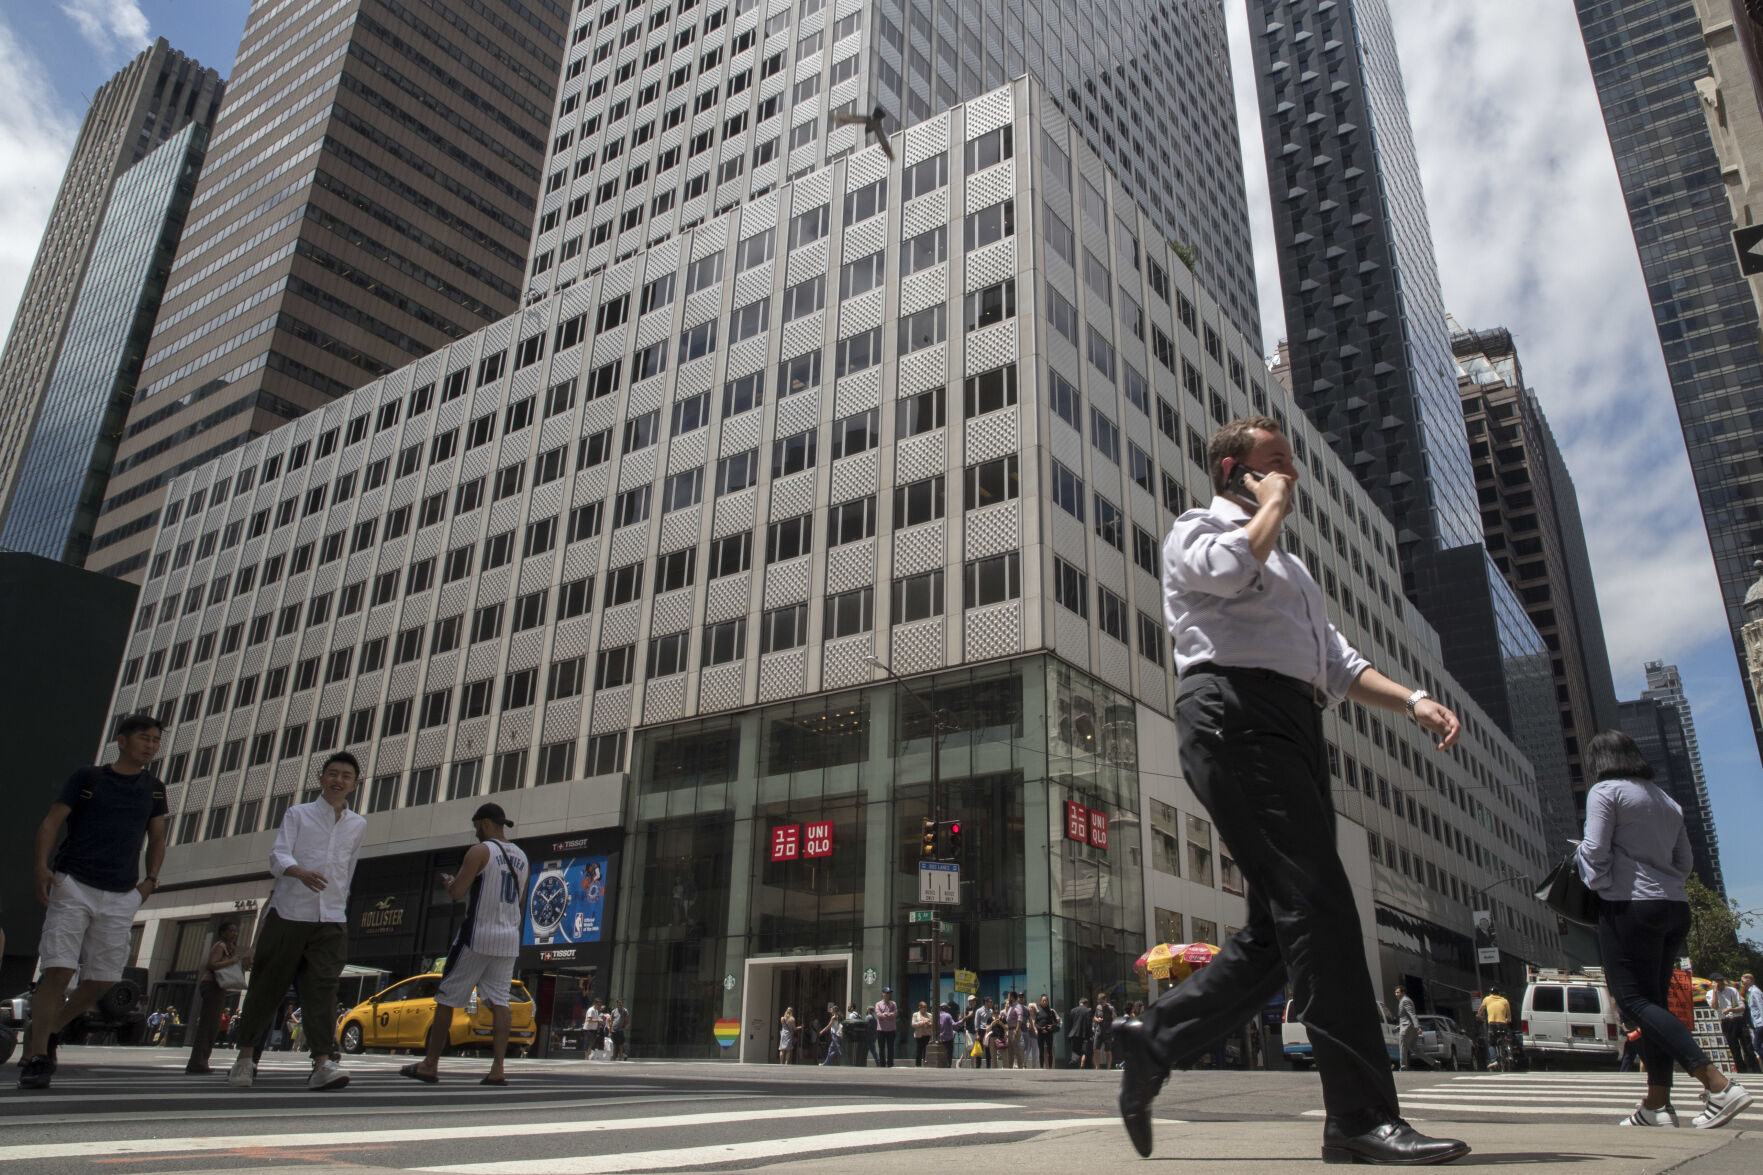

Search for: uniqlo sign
xmin=804 ymin=821 xmax=834 ymax=858
xmin=1087 ymin=810 xmax=1109 ymax=850
xmin=770 ymin=824 xmax=800 ymax=861
xmin=1064 ymin=801 xmax=1090 ymax=843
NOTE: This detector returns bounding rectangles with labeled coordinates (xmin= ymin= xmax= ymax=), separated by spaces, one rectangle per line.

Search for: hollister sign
xmin=358 ymin=894 xmax=407 ymax=935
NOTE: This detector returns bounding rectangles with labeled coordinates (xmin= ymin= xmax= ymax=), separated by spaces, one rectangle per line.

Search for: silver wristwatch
xmin=1405 ymin=689 xmax=1428 ymax=721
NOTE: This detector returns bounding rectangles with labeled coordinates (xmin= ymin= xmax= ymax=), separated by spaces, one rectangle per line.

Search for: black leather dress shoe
xmin=1112 ymin=1018 xmax=1168 ymax=1158
xmin=1320 ymin=1117 xmax=1470 ymax=1165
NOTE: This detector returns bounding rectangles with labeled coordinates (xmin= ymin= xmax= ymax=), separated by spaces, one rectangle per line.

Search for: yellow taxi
xmin=337 ymin=973 xmax=536 ymax=1055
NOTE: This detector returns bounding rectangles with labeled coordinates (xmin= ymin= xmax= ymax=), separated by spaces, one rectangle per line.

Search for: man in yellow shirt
xmin=1479 ymin=987 xmax=1512 ymax=1070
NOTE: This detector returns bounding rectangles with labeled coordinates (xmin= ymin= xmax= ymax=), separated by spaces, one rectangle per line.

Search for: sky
xmin=0 ymin=1 xmax=1758 ymax=919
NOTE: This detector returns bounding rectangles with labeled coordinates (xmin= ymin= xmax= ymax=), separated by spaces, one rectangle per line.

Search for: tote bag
xmin=1534 ymin=853 xmax=1601 ymax=926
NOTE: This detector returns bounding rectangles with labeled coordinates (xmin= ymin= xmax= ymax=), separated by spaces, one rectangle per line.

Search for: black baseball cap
xmin=471 ymin=802 xmax=513 ymax=827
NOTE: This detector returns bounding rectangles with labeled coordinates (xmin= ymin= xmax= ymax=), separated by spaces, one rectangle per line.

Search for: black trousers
xmin=1141 ymin=668 xmax=1398 ymax=1122
xmin=877 ymin=1032 xmax=895 ymax=1066
xmin=1596 ymin=899 xmax=1708 ymax=1087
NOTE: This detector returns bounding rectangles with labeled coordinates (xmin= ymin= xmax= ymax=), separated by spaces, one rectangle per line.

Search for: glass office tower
xmin=1575 ymin=0 xmax=1763 ymax=762
xmin=1 ymin=125 xmax=210 ymax=565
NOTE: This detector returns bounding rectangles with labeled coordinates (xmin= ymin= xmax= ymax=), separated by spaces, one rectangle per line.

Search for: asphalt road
xmin=2 ymin=1046 xmax=1760 ymax=1172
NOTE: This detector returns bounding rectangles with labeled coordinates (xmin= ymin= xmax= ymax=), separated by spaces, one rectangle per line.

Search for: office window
xmin=1137 ymin=611 xmax=1167 ymax=666
xmin=647 ymin=632 xmax=690 ymax=678
xmin=896 ymin=386 xmax=945 ymax=438
xmin=827 ymin=496 xmax=877 ymax=547
xmin=702 ymin=618 xmax=746 ymax=666
xmin=963 ymin=454 xmax=1019 ymax=510
xmin=963 ymin=364 xmax=1017 ymax=417
xmin=447 ymin=760 xmax=483 ymax=801
xmin=481 ymin=530 xmax=514 ymax=570
xmin=778 ymin=351 xmax=820 ymax=397
xmin=536 ymin=741 xmax=576 ymax=785
xmin=548 ymin=656 xmax=586 ymax=700
xmin=655 ymin=548 xmax=697 ymax=593
xmin=830 ymin=408 xmax=878 ymax=459
xmin=963 ymin=552 xmax=1021 ymax=608
xmin=893 ymin=475 xmax=944 ymax=528
xmin=708 ymin=532 xmax=752 ymax=578
xmin=898 ymin=304 xmax=945 ymax=353
xmin=1049 ymin=461 xmax=1084 ymax=520
xmin=1053 ymin=558 xmax=1088 ymax=618
xmin=1096 ymin=585 xmax=1128 ymax=642
xmin=824 ymin=586 xmax=873 ymax=637
xmin=595 ymin=644 xmax=637 ymax=689
xmin=585 ymin=731 xmax=626 ymax=774
xmin=1091 ymin=407 xmax=1121 ymax=464
xmin=1094 ymin=494 xmax=1125 ymax=551
xmin=963 ymin=200 xmax=1014 ymax=250
xmin=502 ymin=668 xmax=538 ymax=711
xmin=771 ymin=428 xmax=817 ymax=478
xmin=603 ymin=562 xmax=644 ymax=606
xmin=842 ymin=177 xmax=886 ymax=225
xmin=766 ymin=513 xmax=812 ymax=563
xmin=890 ymin=570 xmax=943 ymax=624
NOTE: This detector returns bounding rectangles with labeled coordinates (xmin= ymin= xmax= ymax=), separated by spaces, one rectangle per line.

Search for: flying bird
xmin=831 ymin=104 xmax=894 ymax=160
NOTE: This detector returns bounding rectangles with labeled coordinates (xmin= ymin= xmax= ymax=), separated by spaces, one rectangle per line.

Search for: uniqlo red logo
xmin=804 ymin=821 xmax=833 ymax=858
xmin=1065 ymin=801 xmax=1090 ymax=843
xmin=1088 ymin=810 xmax=1109 ymax=850
xmin=770 ymin=824 xmax=800 ymax=861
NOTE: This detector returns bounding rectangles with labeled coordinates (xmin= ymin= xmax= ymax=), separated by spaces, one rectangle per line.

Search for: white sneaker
xmin=1618 ymin=1104 xmax=1678 ymax=1127
xmin=1691 ymin=1081 xmax=1752 ymax=1129
xmin=307 ymin=1059 xmax=349 ymax=1092
xmin=227 ymin=1054 xmax=255 ymax=1089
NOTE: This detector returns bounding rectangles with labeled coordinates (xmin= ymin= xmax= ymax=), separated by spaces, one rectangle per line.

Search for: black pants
xmin=915 ymin=1035 xmax=929 ymax=1065
xmin=1141 ymin=668 xmax=1397 ymax=1122
xmin=1597 ymin=899 xmax=1709 ymax=1089
xmin=186 ymin=979 xmax=225 ymax=1070
xmin=877 ymin=1032 xmax=895 ymax=1066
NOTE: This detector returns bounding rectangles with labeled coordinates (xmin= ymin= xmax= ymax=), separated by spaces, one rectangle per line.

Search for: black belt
xmin=1182 ymin=661 xmax=1329 ymax=709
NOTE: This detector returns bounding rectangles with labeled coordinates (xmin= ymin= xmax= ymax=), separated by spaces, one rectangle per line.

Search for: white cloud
xmin=58 ymin=0 xmax=150 ymax=57
xmin=0 ymin=22 xmax=78 ymax=344
xmin=1380 ymin=0 xmax=1729 ymax=676
xmin=1227 ymin=1 xmax=1728 ymax=677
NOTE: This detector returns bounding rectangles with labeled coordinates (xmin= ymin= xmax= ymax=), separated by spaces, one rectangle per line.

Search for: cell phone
xmin=1225 ymin=460 xmax=1264 ymax=493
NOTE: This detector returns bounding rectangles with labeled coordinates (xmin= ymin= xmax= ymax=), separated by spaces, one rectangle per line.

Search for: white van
xmin=1520 ymin=967 xmax=1620 ymax=1065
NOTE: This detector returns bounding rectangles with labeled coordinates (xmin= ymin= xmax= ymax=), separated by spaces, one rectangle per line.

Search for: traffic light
xmin=945 ymin=820 xmax=963 ymax=860
xmin=921 ymin=818 xmax=937 ymax=857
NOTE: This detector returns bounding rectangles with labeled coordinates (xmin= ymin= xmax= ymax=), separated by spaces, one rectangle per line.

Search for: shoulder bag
xmin=1534 ymin=853 xmax=1601 ymax=926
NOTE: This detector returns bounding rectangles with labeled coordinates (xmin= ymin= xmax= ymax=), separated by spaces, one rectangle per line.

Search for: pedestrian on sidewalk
xmin=610 ymin=998 xmax=630 ymax=1061
xmin=873 ymin=987 xmax=898 ymax=1067
xmin=1004 ymin=992 xmax=1028 ymax=1069
xmin=1745 ymin=974 xmax=1763 ymax=1072
xmin=227 ymin=752 xmax=366 ymax=1092
xmin=1022 ymin=996 xmax=1040 ymax=1069
xmin=818 ymin=1003 xmax=842 ymax=1065
xmin=1395 ymin=987 xmax=1423 ymax=1071
xmin=1066 ymin=996 xmax=1091 ymax=1069
xmin=1093 ymin=993 xmax=1117 ymax=1071
xmin=400 ymin=802 xmax=530 ymax=1087
xmin=186 ymin=921 xmax=242 ymax=1074
xmin=937 ymin=1002 xmax=956 ymax=1068
xmin=1035 ymin=995 xmax=1060 ymax=1069
xmin=912 ymin=1001 xmax=933 ymax=1066
xmin=1710 ymin=977 xmax=1758 ymax=1074
xmin=1578 ymin=729 xmax=1752 ymax=1128
xmin=1116 ymin=417 xmax=1470 ymax=1164
xmin=18 ymin=714 xmax=167 ymax=1091
xmin=778 ymin=1006 xmax=796 ymax=1064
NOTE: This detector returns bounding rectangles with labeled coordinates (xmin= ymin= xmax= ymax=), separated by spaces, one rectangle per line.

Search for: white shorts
xmin=435 ymin=944 xmax=517 ymax=1008
xmin=39 ymin=873 xmax=143 ymax=983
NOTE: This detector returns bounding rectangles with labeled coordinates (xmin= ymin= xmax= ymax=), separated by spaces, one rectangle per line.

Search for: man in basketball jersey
xmin=401 ymin=802 xmax=530 ymax=1085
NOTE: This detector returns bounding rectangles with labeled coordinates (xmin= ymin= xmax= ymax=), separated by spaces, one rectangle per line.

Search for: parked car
xmin=1282 ymin=999 xmax=1401 ymax=1068
xmin=1520 ymin=967 xmax=1619 ymax=1066
xmin=1 ymin=966 xmax=149 ymax=1054
xmin=1417 ymin=1014 xmax=1475 ymax=1069
xmin=336 ymin=972 xmax=536 ymax=1055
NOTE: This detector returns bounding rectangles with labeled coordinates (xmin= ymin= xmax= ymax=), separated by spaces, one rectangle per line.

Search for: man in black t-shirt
xmin=19 ymin=714 xmax=168 ymax=1090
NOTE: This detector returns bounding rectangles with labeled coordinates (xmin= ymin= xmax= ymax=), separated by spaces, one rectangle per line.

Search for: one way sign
xmin=1733 ymin=224 xmax=1763 ymax=276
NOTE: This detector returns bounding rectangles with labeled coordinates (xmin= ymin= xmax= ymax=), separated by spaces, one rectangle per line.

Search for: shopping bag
xmin=1534 ymin=853 xmax=1601 ymax=926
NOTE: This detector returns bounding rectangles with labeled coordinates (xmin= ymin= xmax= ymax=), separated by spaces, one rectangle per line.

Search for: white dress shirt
xmin=266 ymin=799 xmax=368 ymax=923
xmin=1162 ymin=495 xmax=1368 ymax=704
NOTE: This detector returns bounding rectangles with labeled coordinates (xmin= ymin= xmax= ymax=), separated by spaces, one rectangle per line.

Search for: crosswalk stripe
xmin=411 ymin=1118 xmax=1123 ymax=1174
xmin=1307 ymin=1105 xmax=1763 ymax=1122
xmin=0 ymin=1101 xmax=1020 ymax=1163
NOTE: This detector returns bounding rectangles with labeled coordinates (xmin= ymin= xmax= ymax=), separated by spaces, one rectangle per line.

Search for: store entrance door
xmin=739 ymin=955 xmax=850 ymax=1065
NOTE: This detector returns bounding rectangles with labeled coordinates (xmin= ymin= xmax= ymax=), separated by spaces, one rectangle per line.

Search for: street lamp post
xmin=1472 ymin=872 xmax=1532 ymax=1021
xmin=865 ymin=652 xmax=952 ymax=1067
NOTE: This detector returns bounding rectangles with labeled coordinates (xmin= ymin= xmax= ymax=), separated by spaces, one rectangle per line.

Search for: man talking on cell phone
xmin=1113 ymin=416 xmax=1469 ymax=1166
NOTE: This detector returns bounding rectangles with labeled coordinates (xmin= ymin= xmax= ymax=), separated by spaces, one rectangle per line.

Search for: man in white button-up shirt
xmin=1113 ymin=417 xmax=1468 ymax=1167
xmin=227 ymin=753 xmax=366 ymax=1092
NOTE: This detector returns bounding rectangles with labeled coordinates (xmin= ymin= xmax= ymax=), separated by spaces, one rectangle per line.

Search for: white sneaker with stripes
xmin=1618 ymin=1104 xmax=1677 ymax=1127
xmin=1691 ymin=1081 xmax=1752 ymax=1129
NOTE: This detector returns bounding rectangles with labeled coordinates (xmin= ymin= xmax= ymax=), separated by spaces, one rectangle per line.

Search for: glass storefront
xmin=611 ymin=654 xmax=1145 ymax=1060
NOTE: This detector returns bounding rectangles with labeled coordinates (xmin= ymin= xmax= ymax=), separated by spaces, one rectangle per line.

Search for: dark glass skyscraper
xmin=88 ymin=0 xmax=569 ymax=581
xmin=1247 ymin=0 xmax=1480 ymax=556
xmin=0 ymin=124 xmax=210 ymax=565
xmin=1576 ymin=0 xmax=1763 ymax=760
xmin=0 ymin=40 xmax=223 ymax=530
